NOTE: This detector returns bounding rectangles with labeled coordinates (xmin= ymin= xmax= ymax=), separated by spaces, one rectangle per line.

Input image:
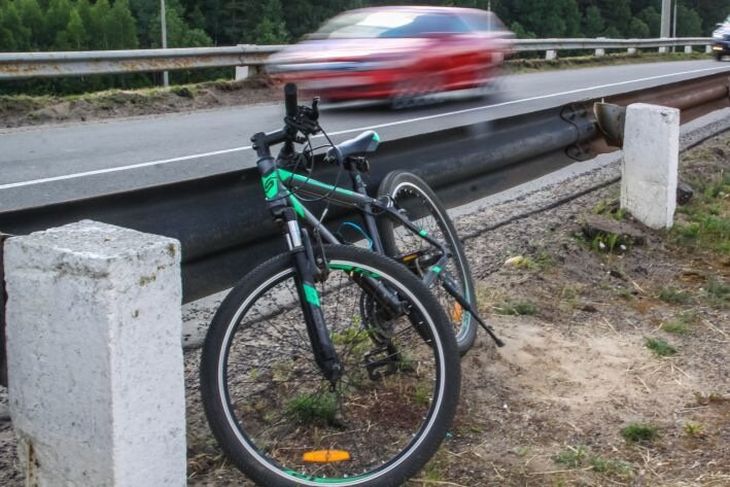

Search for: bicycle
xmin=200 ymin=85 xmax=464 ymax=487
xmin=268 ymin=85 xmax=504 ymax=356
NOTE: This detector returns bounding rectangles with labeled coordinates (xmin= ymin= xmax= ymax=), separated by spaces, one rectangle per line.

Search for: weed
xmin=658 ymin=287 xmax=693 ymax=305
xmin=645 ymin=337 xmax=678 ymax=357
xmin=554 ymin=445 xmax=588 ymax=468
xmin=591 ymin=232 xmax=623 ymax=253
xmin=705 ymin=278 xmax=730 ymax=306
xmin=661 ymin=312 xmax=696 ymax=335
xmin=590 ymin=456 xmax=634 ymax=477
xmin=683 ymin=422 xmax=705 ymax=437
xmin=621 ymin=423 xmax=659 ymax=443
xmin=494 ymin=300 xmax=537 ymax=316
xmin=286 ymin=391 xmax=338 ymax=425
xmin=411 ymin=383 xmax=432 ymax=407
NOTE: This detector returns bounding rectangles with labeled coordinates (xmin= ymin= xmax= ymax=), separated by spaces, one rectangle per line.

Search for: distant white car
xmin=711 ymin=17 xmax=730 ymax=60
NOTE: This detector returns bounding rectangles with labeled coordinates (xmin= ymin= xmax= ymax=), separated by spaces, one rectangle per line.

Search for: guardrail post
xmin=621 ymin=103 xmax=680 ymax=229
xmin=659 ymin=46 xmax=668 ymax=53
xmin=706 ymin=45 xmax=713 ymax=54
xmin=684 ymin=46 xmax=693 ymax=54
xmin=595 ymin=48 xmax=605 ymax=57
xmin=4 ymin=220 xmax=186 ymax=486
xmin=627 ymin=47 xmax=637 ymax=55
xmin=545 ymin=49 xmax=557 ymax=60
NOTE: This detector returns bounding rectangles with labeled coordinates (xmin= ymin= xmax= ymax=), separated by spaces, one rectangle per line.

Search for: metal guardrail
xmin=0 ymin=37 xmax=713 ymax=80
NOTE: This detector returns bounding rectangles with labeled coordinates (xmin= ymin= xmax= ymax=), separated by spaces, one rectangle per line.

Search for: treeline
xmin=1 ymin=0 xmax=729 ymax=54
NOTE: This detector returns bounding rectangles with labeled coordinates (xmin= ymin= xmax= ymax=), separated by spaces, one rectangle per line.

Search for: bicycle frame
xmin=274 ymin=167 xmax=453 ymax=285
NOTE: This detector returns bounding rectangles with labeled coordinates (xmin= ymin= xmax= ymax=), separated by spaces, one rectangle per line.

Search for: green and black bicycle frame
xmin=274 ymin=157 xmax=504 ymax=348
xmin=252 ymin=130 xmax=419 ymax=384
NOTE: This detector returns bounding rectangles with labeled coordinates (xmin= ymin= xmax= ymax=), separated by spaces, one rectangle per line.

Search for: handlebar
xmin=284 ymin=83 xmax=298 ymax=119
xmin=251 ymin=83 xmax=321 ymax=158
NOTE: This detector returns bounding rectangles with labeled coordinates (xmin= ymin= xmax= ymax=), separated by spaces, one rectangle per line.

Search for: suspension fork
xmin=256 ymin=148 xmax=342 ymax=383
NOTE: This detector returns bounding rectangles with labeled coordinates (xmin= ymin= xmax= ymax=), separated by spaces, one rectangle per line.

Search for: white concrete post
xmin=545 ymin=49 xmax=557 ymax=61
xmin=706 ymin=45 xmax=713 ymax=54
xmin=659 ymin=46 xmax=668 ymax=53
xmin=595 ymin=48 xmax=605 ymax=57
xmin=4 ymin=220 xmax=187 ymax=486
xmin=684 ymin=45 xmax=693 ymax=54
xmin=621 ymin=103 xmax=680 ymax=229
xmin=627 ymin=47 xmax=637 ymax=55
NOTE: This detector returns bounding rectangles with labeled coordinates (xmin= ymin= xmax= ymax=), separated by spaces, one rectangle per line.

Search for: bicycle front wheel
xmin=377 ymin=170 xmax=477 ymax=355
xmin=200 ymin=245 xmax=460 ymax=487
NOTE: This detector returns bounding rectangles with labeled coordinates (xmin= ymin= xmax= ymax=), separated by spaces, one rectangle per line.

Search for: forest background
xmin=1 ymin=0 xmax=728 ymax=93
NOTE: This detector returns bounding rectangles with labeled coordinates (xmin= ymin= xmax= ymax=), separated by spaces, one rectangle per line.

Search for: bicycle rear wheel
xmin=200 ymin=245 xmax=460 ymax=487
xmin=377 ymin=170 xmax=477 ymax=355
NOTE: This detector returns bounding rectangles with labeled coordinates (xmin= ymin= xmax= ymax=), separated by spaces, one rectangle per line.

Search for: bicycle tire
xmin=200 ymin=245 xmax=460 ymax=487
xmin=377 ymin=170 xmax=477 ymax=355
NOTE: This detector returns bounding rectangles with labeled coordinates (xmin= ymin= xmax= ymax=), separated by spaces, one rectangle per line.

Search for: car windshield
xmin=313 ymin=11 xmax=470 ymax=39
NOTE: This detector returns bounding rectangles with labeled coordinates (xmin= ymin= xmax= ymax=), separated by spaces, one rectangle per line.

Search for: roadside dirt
xmin=0 ymin=130 xmax=728 ymax=486
xmin=0 ymin=77 xmax=280 ymax=129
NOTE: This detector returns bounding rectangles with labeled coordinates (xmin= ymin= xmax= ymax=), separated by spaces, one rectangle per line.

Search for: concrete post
xmin=4 ymin=220 xmax=186 ymax=486
xmin=621 ymin=104 xmax=680 ymax=229
xmin=595 ymin=48 xmax=605 ymax=57
xmin=684 ymin=46 xmax=693 ymax=54
xmin=706 ymin=45 xmax=713 ymax=54
xmin=659 ymin=46 xmax=668 ymax=53
xmin=627 ymin=47 xmax=637 ymax=55
xmin=545 ymin=50 xmax=557 ymax=61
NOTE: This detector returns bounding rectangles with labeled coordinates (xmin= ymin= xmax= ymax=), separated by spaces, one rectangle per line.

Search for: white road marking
xmin=3 ymin=64 xmax=729 ymax=191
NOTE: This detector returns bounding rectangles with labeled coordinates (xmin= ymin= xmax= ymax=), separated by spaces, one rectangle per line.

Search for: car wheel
xmin=390 ymin=75 xmax=443 ymax=110
xmin=715 ymin=52 xmax=724 ymax=61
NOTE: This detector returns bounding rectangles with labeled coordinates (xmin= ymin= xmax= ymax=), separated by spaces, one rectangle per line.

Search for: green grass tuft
xmin=494 ymin=300 xmax=537 ymax=316
xmin=621 ymin=423 xmax=659 ymax=443
xmin=645 ymin=337 xmax=678 ymax=357
xmin=658 ymin=287 xmax=693 ymax=305
xmin=286 ymin=391 xmax=338 ymax=425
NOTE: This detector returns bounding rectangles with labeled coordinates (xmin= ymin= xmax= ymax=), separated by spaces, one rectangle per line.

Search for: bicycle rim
xmin=385 ymin=180 xmax=474 ymax=349
xmin=212 ymin=256 xmax=450 ymax=486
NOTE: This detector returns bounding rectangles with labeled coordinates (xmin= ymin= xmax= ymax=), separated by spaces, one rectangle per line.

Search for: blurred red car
xmin=267 ymin=6 xmax=513 ymax=106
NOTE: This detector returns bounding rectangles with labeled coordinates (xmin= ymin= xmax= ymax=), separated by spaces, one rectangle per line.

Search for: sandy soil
xmin=0 ymin=131 xmax=728 ymax=486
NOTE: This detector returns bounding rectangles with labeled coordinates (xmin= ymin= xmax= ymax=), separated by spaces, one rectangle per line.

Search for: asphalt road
xmin=2 ymin=59 xmax=730 ymax=211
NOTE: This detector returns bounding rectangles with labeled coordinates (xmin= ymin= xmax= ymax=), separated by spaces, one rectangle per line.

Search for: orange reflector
xmin=451 ymin=302 xmax=464 ymax=323
xmin=402 ymin=253 xmax=419 ymax=263
xmin=302 ymin=450 xmax=351 ymax=464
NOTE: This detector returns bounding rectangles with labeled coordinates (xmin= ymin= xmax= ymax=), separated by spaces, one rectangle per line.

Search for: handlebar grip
xmin=284 ymin=83 xmax=298 ymax=118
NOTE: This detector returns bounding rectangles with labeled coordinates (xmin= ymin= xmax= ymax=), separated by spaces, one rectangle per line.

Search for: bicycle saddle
xmin=327 ymin=130 xmax=381 ymax=162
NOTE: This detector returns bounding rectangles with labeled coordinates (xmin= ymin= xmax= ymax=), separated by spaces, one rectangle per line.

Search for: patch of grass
xmin=645 ymin=337 xmax=678 ymax=357
xmin=672 ymin=173 xmax=730 ymax=255
xmin=705 ymin=278 xmax=730 ymax=307
xmin=590 ymin=456 xmax=634 ymax=477
xmin=554 ymin=445 xmax=588 ymax=468
xmin=658 ymin=287 xmax=693 ymax=305
xmin=660 ymin=312 xmax=697 ymax=335
xmin=590 ymin=232 xmax=623 ymax=253
xmin=684 ymin=422 xmax=705 ymax=438
xmin=286 ymin=391 xmax=338 ymax=425
xmin=554 ymin=446 xmax=634 ymax=478
xmin=494 ymin=299 xmax=537 ymax=316
xmin=621 ymin=423 xmax=659 ymax=443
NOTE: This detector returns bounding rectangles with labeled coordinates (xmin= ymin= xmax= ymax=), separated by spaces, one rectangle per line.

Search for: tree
xmin=583 ymin=5 xmax=605 ymax=38
xmin=55 ymin=8 xmax=87 ymax=50
xmin=45 ymin=0 xmax=73 ymax=49
xmin=254 ymin=0 xmax=288 ymax=44
xmin=509 ymin=20 xmax=534 ymax=38
xmin=628 ymin=17 xmax=649 ymax=37
xmin=676 ymin=4 xmax=703 ymax=37
xmin=599 ymin=0 xmax=632 ymax=36
xmin=149 ymin=1 xmax=212 ymax=48
xmin=17 ymin=0 xmax=44 ymax=49
xmin=638 ymin=6 xmax=661 ymax=37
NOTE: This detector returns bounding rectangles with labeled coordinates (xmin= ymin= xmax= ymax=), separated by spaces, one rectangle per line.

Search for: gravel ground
xmin=1 ymin=111 xmax=729 ymax=486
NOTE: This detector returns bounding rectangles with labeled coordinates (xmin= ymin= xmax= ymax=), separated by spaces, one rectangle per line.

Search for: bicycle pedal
xmin=363 ymin=345 xmax=399 ymax=381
